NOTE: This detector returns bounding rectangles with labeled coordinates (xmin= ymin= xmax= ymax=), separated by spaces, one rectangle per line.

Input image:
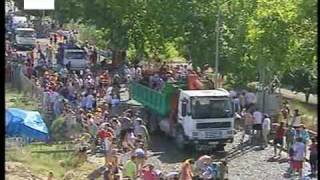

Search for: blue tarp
xmin=6 ymin=108 xmax=49 ymax=142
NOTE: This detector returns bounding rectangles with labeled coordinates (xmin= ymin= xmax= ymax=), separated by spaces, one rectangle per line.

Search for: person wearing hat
xmin=195 ymin=155 xmax=213 ymax=175
xmin=134 ymin=118 xmax=150 ymax=147
xmin=47 ymin=171 xmax=54 ymax=180
xmin=141 ymin=164 xmax=157 ymax=180
xmin=123 ymin=155 xmax=138 ymax=180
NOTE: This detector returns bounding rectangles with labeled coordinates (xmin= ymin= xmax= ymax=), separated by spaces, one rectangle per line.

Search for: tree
xmin=38 ymin=0 xmax=316 ymax=91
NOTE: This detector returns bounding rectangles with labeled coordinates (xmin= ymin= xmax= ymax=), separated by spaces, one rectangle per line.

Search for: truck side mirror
xmin=181 ymin=102 xmax=187 ymax=117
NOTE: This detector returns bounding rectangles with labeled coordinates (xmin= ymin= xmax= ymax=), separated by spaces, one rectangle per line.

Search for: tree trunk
xmin=305 ymin=93 xmax=310 ymax=103
xmin=111 ymin=49 xmax=126 ymax=68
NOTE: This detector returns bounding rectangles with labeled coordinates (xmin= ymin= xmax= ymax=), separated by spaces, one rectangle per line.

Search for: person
xmin=291 ymin=109 xmax=302 ymax=129
xmin=273 ymin=122 xmax=285 ymax=157
xmin=123 ymin=155 xmax=137 ymax=179
xmin=300 ymin=124 xmax=310 ymax=156
xmin=292 ymin=137 xmax=305 ymax=179
xmin=252 ymin=108 xmax=263 ymax=144
xmin=244 ymin=91 xmax=256 ymax=109
xmin=262 ymin=114 xmax=271 ymax=148
xmin=280 ymin=102 xmax=290 ymax=125
xmin=195 ymin=155 xmax=213 ymax=174
xmin=239 ymin=91 xmax=246 ymax=111
xmin=232 ymin=95 xmax=241 ymax=114
xmin=199 ymin=162 xmax=214 ymax=179
xmin=180 ymin=159 xmax=194 ymax=180
xmin=242 ymin=110 xmax=253 ymax=145
xmin=126 ymin=128 xmax=137 ymax=149
xmin=218 ymin=160 xmax=228 ymax=180
xmin=47 ymin=171 xmax=54 ymax=180
xmin=134 ymin=146 xmax=147 ymax=174
xmin=111 ymin=94 xmax=120 ymax=116
xmin=141 ymin=164 xmax=157 ymax=180
xmin=53 ymin=33 xmax=58 ymax=44
xmin=134 ymin=118 xmax=150 ymax=146
xmin=285 ymin=125 xmax=296 ymax=157
xmin=309 ymin=137 xmax=317 ymax=176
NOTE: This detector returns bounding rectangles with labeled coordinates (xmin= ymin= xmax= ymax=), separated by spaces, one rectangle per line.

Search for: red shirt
xmin=98 ymin=130 xmax=108 ymax=140
xmin=142 ymin=170 xmax=157 ymax=180
xmin=275 ymin=127 xmax=285 ymax=139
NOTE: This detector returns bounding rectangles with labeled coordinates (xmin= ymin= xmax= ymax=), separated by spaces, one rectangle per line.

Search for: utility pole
xmin=215 ymin=2 xmax=220 ymax=75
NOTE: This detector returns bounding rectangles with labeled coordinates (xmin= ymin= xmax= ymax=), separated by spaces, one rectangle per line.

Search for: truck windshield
xmin=65 ymin=51 xmax=85 ymax=59
xmin=191 ymin=98 xmax=232 ymax=119
xmin=16 ymin=30 xmax=34 ymax=37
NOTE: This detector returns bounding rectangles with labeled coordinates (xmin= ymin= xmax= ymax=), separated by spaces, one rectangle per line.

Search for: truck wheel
xmin=214 ymin=144 xmax=225 ymax=152
xmin=175 ymin=128 xmax=185 ymax=150
xmin=147 ymin=113 xmax=159 ymax=134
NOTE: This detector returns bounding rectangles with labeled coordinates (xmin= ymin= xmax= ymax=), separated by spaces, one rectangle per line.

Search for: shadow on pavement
xmin=149 ymin=134 xmax=196 ymax=164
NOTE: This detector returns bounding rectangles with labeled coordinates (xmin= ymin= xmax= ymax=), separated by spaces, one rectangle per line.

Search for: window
xmin=16 ymin=30 xmax=35 ymax=38
xmin=65 ymin=52 xmax=85 ymax=59
xmin=191 ymin=97 xmax=232 ymax=119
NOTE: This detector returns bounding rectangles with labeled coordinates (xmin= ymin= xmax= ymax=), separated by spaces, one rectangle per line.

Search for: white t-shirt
xmin=293 ymin=142 xmax=305 ymax=161
xmin=292 ymin=115 xmax=301 ymax=127
xmin=245 ymin=92 xmax=256 ymax=105
xmin=262 ymin=118 xmax=271 ymax=130
xmin=253 ymin=111 xmax=263 ymax=124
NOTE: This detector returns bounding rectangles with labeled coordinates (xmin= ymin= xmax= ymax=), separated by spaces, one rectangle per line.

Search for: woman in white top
xmin=291 ymin=109 xmax=302 ymax=129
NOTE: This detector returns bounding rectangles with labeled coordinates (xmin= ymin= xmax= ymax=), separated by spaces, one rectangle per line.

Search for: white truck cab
xmin=63 ymin=49 xmax=88 ymax=70
xmin=14 ymin=28 xmax=36 ymax=49
xmin=158 ymin=88 xmax=234 ymax=151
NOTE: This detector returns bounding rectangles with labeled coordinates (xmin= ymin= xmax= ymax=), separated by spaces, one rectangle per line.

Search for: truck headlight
xmin=227 ymin=130 xmax=233 ymax=134
xmin=192 ymin=132 xmax=198 ymax=137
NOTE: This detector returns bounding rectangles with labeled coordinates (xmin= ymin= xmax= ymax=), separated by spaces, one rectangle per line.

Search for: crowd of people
xmin=5 ymin=30 xmax=317 ymax=179
xmin=6 ymin=34 xmax=232 ymax=180
xmin=235 ymin=96 xmax=318 ymax=179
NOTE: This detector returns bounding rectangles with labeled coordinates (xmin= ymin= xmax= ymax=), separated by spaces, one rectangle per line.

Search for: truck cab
xmin=174 ymin=89 xmax=234 ymax=150
xmin=13 ymin=28 xmax=36 ymax=50
xmin=58 ymin=44 xmax=88 ymax=70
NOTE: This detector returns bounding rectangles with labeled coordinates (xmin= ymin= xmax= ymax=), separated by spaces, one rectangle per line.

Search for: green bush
xmin=50 ymin=116 xmax=66 ymax=141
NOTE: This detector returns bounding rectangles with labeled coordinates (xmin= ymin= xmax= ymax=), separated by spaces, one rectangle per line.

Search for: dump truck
xmin=130 ymin=76 xmax=235 ymax=151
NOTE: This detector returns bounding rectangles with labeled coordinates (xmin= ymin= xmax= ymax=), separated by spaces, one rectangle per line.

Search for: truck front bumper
xmin=15 ymin=44 xmax=34 ymax=50
xmin=188 ymin=138 xmax=234 ymax=150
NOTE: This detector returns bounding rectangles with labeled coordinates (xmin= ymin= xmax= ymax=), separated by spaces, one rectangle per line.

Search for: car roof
xmin=15 ymin=28 xmax=35 ymax=31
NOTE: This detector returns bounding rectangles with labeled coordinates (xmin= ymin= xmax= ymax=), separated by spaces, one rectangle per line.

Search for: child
xmin=47 ymin=172 xmax=54 ymax=180
xmin=309 ymin=137 xmax=317 ymax=176
xmin=286 ymin=146 xmax=295 ymax=176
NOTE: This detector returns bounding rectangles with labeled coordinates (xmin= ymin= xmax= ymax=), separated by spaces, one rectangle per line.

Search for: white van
xmin=63 ymin=49 xmax=88 ymax=70
xmin=14 ymin=28 xmax=36 ymax=49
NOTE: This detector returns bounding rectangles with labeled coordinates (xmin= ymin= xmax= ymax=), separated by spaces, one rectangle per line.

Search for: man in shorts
xmin=292 ymin=137 xmax=305 ymax=179
xmin=252 ymin=108 xmax=263 ymax=144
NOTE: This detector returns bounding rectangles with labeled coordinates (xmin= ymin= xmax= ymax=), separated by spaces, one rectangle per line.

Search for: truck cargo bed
xmin=130 ymin=82 xmax=178 ymax=117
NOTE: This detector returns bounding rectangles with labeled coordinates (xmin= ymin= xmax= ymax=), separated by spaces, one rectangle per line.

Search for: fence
xmin=6 ymin=62 xmax=58 ymax=123
xmin=5 ymin=137 xmax=29 ymax=151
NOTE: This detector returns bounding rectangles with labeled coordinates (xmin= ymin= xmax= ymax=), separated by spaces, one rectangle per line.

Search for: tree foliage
xmin=12 ymin=0 xmax=317 ymax=91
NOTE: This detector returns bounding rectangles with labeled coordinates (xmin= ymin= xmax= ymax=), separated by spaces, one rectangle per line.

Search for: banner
xmin=24 ymin=0 xmax=55 ymax=10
